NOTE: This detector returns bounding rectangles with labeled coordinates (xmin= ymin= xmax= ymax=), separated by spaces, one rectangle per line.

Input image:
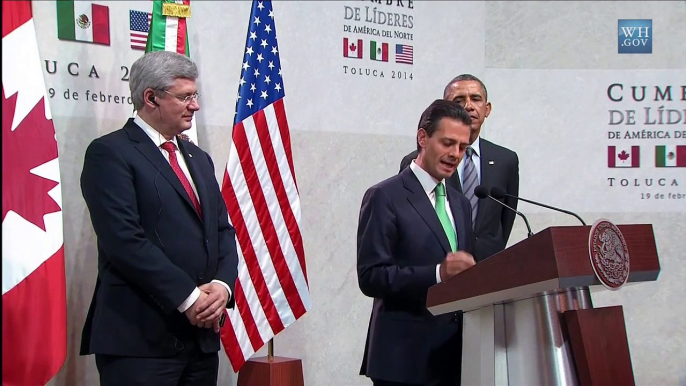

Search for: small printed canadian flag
xmin=608 ymin=146 xmax=640 ymax=168
xmin=343 ymin=37 xmax=362 ymax=59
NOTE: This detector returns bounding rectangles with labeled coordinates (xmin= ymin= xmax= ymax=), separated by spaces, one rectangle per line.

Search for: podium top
xmin=426 ymin=224 xmax=660 ymax=315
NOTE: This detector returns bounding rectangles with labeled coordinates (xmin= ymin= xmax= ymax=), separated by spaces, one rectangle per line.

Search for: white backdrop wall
xmin=28 ymin=1 xmax=686 ymax=385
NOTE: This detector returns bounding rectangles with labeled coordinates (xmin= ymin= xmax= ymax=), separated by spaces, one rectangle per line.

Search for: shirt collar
xmin=469 ymin=136 xmax=481 ymax=158
xmin=410 ymin=160 xmax=442 ymax=196
xmin=134 ymin=115 xmax=179 ymax=149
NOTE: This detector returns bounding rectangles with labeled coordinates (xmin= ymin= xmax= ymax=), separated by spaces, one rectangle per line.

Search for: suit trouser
xmin=95 ymin=340 xmax=218 ymax=386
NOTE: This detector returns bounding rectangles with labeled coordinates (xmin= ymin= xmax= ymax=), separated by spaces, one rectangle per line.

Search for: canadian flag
xmin=2 ymin=1 xmax=67 ymax=385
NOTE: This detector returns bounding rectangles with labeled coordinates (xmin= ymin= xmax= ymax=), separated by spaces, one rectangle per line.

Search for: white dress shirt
xmin=456 ymin=136 xmax=482 ymax=186
xmin=409 ymin=161 xmax=456 ymax=284
xmin=135 ymin=115 xmax=232 ymax=313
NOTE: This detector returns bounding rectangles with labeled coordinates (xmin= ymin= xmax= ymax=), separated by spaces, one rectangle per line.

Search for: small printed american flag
xmin=220 ymin=0 xmax=311 ymax=373
xmin=395 ymin=43 xmax=413 ymax=64
xmin=129 ymin=10 xmax=151 ymax=50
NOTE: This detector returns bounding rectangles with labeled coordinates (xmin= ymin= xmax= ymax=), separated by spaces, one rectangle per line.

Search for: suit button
xmin=198 ymin=273 xmax=205 ymax=281
xmin=453 ymin=313 xmax=461 ymax=322
xmin=174 ymin=340 xmax=184 ymax=351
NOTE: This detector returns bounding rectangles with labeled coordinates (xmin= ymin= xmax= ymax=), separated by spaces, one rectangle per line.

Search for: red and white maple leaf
xmin=617 ymin=150 xmax=630 ymax=161
xmin=2 ymin=85 xmax=60 ymax=231
xmin=349 ymin=43 xmax=357 ymax=52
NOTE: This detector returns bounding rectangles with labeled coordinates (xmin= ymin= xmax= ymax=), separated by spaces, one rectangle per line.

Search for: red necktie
xmin=160 ymin=141 xmax=202 ymax=217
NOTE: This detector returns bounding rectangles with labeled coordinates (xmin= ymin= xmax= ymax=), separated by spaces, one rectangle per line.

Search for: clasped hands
xmin=439 ymin=251 xmax=476 ymax=282
xmin=184 ymin=283 xmax=229 ymax=333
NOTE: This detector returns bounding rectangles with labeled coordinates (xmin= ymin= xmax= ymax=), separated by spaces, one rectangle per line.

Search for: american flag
xmin=220 ymin=0 xmax=311 ymax=372
xmin=129 ymin=10 xmax=151 ymax=50
xmin=395 ymin=43 xmax=413 ymax=64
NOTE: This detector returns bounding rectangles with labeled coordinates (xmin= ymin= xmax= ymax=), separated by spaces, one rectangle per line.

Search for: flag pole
xmin=268 ymin=338 xmax=274 ymax=361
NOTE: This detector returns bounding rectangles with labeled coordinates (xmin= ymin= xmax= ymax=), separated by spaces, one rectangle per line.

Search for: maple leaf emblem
xmin=617 ymin=150 xmax=630 ymax=161
xmin=2 ymin=85 xmax=60 ymax=231
xmin=349 ymin=43 xmax=357 ymax=52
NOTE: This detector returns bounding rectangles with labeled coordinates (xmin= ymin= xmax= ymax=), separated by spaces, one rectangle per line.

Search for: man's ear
xmin=417 ymin=128 xmax=428 ymax=149
xmin=484 ymin=101 xmax=492 ymax=118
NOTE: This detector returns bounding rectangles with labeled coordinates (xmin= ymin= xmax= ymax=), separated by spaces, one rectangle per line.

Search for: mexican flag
xmin=655 ymin=145 xmax=686 ymax=167
xmin=146 ymin=0 xmax=191 ymax=56
xmin=145 ymin=0 xmax=197 ymax=145
xmin=370 ymin=40 xmax=389 ymax=62
xmin=608 ymin=145 xmax=640 ymax=168
xmin=56 ymin=1 xmax=110 ymax=45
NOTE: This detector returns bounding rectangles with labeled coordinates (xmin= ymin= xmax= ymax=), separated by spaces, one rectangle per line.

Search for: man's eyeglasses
xmin=163 ymin=90 xmax=200 ymax=104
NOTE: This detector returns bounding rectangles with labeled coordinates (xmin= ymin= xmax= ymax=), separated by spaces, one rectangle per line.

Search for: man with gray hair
xmin=79 ymin=51 xmax=238 ymax=385
xmin=400 ymin=74 xmax=520 ymax=263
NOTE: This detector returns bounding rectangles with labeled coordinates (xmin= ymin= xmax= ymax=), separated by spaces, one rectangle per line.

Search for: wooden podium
xmin=426 ymin=225 xmax=660 ymax=386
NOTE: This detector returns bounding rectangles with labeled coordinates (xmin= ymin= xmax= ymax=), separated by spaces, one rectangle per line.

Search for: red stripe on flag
xmin=677 ymin=146 xmax=686 ymax=167
xmin=255 ymin=105 xmax=308 ymax=284
xmin=176 ymin=0 xmax=190 ymax=55
xmin=631 ymin=146 xmax=640 ymax=167
xmin=273 ymin=100 xmax=298 ymax=193
xmin=220 ymin=155 xmax=285 ymax=334
xmin=1 ymin=0 xmax=31 ymax=39
xmin=232 ymin=116 xmax=306 ymax=317
xmin=220 ymin=312 xmax=247 ymax=372
xmin=231 ymin=281 xmax=262 ymax=350
xmin=2 ymin=248 xmax=66 ymax=385
xmin=91 ymin=4 xmax=110 ymax=45
xmin=608 ymin=146 xmax=616 ymax=167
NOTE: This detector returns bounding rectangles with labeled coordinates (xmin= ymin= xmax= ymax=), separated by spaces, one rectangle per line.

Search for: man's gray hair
xmin=129 ymin=51 xmax=199 ymax=110
xmin=443 ymin=74 xmax=488 ymax=101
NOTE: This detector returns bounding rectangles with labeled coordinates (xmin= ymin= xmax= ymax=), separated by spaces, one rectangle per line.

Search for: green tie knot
xmin=435 ymin=182 xmax=446 ymax=197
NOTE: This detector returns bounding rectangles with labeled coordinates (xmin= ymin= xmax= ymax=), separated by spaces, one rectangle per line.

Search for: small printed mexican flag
xmin=608 ymin=146 xmax=640 ymax=168
xmin=56 ymin=1 xmax=110 ymax=45
xmin=655 ymin=145 xmax=686 ymax=167
xmin=370 ymin=41 xmax=389 ymax=62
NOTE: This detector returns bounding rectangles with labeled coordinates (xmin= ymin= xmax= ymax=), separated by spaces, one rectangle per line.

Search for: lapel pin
xmin=488 ymin=160 xmax=495 ymax=165
xmin=188 ymin=153 xmax=193 ymax=158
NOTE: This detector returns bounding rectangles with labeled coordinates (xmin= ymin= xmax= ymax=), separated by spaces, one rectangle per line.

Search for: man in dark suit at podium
xmin=400 ymin=74 xmax=520 ymax=262
xmin=357 ymin=100 xmax=476 ymax=386
xmin=79 ymin=51 xmax=238 ymax=385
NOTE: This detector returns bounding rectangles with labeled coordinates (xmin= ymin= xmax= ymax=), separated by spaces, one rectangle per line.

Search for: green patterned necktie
xmin=434 ymin=182 xmax=457 ymax=252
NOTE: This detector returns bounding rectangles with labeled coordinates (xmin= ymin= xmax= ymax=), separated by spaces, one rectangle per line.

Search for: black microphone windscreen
xmin=490 ymin=186 xmax=507 ymax=199
xmin=474 ymin=185 xmax=489 ymax=199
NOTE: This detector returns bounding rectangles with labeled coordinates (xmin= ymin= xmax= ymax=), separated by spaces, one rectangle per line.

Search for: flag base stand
xmin=236 ymin=340 xmax=304 ymax=386
xmin=236 ymin=356 xmax=304 ymax=386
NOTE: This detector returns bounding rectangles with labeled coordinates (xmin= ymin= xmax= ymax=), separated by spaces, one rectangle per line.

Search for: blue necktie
xmin=462 ymin=147 xmax=478 ymax=226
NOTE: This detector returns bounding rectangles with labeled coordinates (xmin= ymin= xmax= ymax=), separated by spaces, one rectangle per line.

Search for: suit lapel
xmin=447 ymin=187 xmax=469 ymax=251
xmin=401 ymin=169 xmax=451 ymax=255
xmin=177 ymin=140 xmax=210 ymax=227
xmin=124 ymin=121 xmax=199 ymax=221
xmin=446 ymin=171 xmax=461 ymax=192
xmin=474 ymin=139 xmax=496 ymax=233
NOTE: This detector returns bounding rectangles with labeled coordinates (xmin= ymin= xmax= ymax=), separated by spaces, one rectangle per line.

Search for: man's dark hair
xmin=443 ymin=73 xmax=488 ymax=101
xmin=416 ymin=99 xmax=471 ymax=152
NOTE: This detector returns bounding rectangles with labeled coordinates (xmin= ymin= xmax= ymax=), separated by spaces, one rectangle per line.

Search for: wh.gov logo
xmin=618 ymin=19 xmax=652 ymax=54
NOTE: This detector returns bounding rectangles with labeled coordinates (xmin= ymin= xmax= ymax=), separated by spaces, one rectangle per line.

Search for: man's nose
xmin=464 ymin=99 xmax=475 ymax=110
xmin=188 ymin=99 xmax=200 ymax=111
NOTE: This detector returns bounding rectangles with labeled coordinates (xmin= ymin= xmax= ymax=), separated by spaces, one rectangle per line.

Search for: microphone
xmin=474 ymin=186 xmax=534 ymax=238
xmin=490 ymin=187 xmax=586 ymax=226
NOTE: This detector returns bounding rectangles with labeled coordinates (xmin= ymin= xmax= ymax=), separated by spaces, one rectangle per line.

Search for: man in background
xmin=400 ymin=74 xmax=520 ymax=261
xmin=80 ymin=51 xmax=238 ymax=385
xmin=358 ymin=99 xmax=476 ymax=385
